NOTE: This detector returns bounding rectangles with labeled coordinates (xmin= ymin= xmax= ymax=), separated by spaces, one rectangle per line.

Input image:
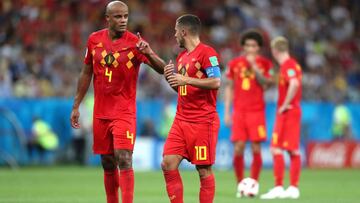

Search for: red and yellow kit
xmin=84 ymin=29 xmax=148 ymax=154
xmin=226 ymin=55 xmax=273 ymax=142
xmin=272 ymin=57 xmax=302 ymax=150
xmin=163 ymin=43 xmax=220 ymax=165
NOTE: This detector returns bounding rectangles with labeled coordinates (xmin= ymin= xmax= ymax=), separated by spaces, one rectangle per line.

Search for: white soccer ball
xmin=237 ymin=177 xmax=259 ymax=197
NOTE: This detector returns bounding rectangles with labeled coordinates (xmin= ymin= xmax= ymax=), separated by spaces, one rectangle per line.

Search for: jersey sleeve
xmin=135 ymin=49 xmax=150 ymax=64
xmin=283 ymin=62 xmax=300 ymax=81
xmin=225 ymin=59 xmax=235 ymax=80
xmin=84 ymin=37 xmax=92 ymax=65
xmin=200 ymin=47 xmax=221 ymax=78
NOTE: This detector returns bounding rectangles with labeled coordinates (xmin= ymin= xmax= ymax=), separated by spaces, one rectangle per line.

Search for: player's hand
xmin=164 ymin=60 xmax=174 ymax=81
xmin=70 ymin=108 xmax=81 ymax=129
xmin=167 ymin=74 xmax=187 ymax=87
xmin=246 ymin=54 xmax=256 ymax=65
xmin=278 ymin=104 xmax=292 ymax=114
xmin=136 ymin=32 xmax=153 ymax=55
xmin=224 ymin=113 xmax=232 ymax=126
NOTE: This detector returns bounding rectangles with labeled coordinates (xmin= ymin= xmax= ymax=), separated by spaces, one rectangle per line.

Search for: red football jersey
xmin=226 ymin=55 xmax=273 ymax=112
xmin=278 ymin=57 xmax=302 ymax=108
xmin=84 ymin=29 xmax=149 ymax=119
xmin=175 ymin=43 xmax=220 ymax=123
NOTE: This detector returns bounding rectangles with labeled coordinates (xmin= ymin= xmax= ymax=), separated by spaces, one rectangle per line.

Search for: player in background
xmin=261 ymin=36 xmax=302 ymax=199
xmin=162 ymin=14 xmax=221 ymax=203
xmin=224 ymin=30 xmax=273 ymax=197
xmin=70 ymin=1 xmax=165 ymax=203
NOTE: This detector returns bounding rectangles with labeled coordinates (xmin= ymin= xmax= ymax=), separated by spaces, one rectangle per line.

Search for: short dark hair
xmin=241 ymin=29 xmax=264 ymax=47
xmin=176 ymin=14 xmax=201 ymax=35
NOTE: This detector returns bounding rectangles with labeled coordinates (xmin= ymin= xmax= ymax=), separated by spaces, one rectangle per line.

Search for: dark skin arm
xmin=136 ymin=33 xmax=165 ymax=74
xmin=70 ymin=63 xmax=93 ymax=129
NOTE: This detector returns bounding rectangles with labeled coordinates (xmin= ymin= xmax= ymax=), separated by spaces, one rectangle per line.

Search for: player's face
xmin=243 ymin=39 xmax=260 ymax=55
xmin=271 ymin=48 xmax=278 ymax=60
xmin=175 ymin=23 xmax=185 ymax=48
xmin=106 ymin=6 xmax=128 ymax=33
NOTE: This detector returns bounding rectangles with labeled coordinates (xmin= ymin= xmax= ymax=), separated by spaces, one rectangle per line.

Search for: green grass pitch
xmin=0 ymin=167 xmax=359 ymax=203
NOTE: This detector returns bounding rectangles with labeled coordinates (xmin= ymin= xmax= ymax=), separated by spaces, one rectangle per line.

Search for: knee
xmin=252 ymin=142 xmax=262 ymax=153
xmin=101 ymin=155 xmax=117 ymax=171
xmin=270 ymin=147 xmax=282 ymax=155
xmin=234 ymin=142 xmax=245 ymax=155
xmin=161 ymin=158 xmax=174 ymax=171
xmin=116 ymin=151 xmax=133 ymax=169
xmin=196 ymin=165 xmax=212 ymax=179
xmin=161 ymin=155 xmax=181 ymax=171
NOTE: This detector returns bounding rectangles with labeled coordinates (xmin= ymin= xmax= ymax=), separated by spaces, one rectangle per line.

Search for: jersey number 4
xmin=195 ymin=146 xmax=207 ymax=161
xmin=105 ymin=68 xmax=112 ymax=82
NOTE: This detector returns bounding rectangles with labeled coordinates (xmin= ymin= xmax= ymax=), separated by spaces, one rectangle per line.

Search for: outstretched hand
xmin=136 ymin=32 xmax=153 ymax=55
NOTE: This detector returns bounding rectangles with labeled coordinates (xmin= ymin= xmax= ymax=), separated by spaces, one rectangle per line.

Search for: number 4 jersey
xmin=84 ymin=29 xmax=149 ymax=119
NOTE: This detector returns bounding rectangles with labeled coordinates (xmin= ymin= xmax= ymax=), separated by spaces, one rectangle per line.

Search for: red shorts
xmin=163 ymin=116 xmax=220 ymax=165
xmin=231 ymin=110 xmax=267 ymax=142
xmin=93 ymin=118 xmax=136 ymax=154
xmin=271 ymin=108 xmax=301 ymax=150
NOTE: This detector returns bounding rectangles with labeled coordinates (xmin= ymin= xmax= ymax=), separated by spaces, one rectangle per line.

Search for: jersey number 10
xmin=179 ymin=85 xmax=187 ymax=96
xmin=195 ymin=146 xmax=207 ymax=161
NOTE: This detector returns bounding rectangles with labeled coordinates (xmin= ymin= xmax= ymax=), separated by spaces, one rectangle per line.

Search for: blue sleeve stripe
xmin=205 ymin=66 xmax=221 ymax=78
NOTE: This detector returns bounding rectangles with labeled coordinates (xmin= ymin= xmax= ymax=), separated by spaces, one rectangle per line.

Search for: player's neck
xmin=185 ymin=37 xmax=200 ymax=53
xmin=108 ymin=29 xmax=125 ymax=41
xmin=278 ymin=53 xmax=290 ymax=65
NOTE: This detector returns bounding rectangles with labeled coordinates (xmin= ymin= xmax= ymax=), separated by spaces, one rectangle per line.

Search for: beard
xmin=178 ymin=37 xmax=185 ymax=48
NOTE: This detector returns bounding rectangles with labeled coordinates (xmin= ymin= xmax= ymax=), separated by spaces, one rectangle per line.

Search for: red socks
xmin=200 ymin=174 xmax=215 ymax=203
xmin=290 ymin=154 xmax=301 ymax=187
xmin=163 ymin=169 xmax=184 ymax=203
xmin=119 ymin=169 xmax=134 ymax=203
xmin=273 ymin=154 xmax=285 ymax=186
xmin=104 ymin=170 xmax=119 ymax=203
xmin=250 ymin=152 xmax=262 ymax=181
xmin=233 ymin=154 xmax=244 ymax=183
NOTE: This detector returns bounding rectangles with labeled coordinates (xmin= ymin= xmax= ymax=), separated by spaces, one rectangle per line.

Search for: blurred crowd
xmin=0 ymin=0 xmax=359 ymax=102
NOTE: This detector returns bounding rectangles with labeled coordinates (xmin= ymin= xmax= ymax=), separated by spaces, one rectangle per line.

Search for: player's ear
xmin=181 ymin=29 xmax=186 ymax=37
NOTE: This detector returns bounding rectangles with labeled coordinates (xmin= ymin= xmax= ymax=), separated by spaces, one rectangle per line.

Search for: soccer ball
xmin=237 ymin=178 xmax=259 ymax=198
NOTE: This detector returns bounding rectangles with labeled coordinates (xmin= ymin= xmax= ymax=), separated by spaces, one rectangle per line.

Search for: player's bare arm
xmin=224 ymin=78 xmax=233 ymax=126
xmin=247 ymin=54 xmax=274 ymax=87
xmin=136 ymin=32 xmax=166 ymax=74
xmin=70 ymin=63 xmax=93 ymax=129
xmin=167 ymin=74 xmax=221 ymax=90
xmin=278 ymin=78 xmax=299 ymax=114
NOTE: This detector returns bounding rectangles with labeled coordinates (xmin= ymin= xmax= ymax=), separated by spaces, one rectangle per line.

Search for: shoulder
xmin=88 ymin=29 xmax=107 ymax=41
xmin=258 ymin=55 xmax=273 ymax=67
xmin=199 ymin=43 xmax=218 ymax=56
xmin=258 ymin=55 xmax=272 ymax=63
xmin=228 ymin=56 xmax=244 ymax=66
xmin=124 ymin=31 xmax=139 ymax=43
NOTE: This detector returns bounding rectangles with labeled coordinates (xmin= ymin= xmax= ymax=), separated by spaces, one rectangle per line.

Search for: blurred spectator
xmin=27 ymin=116 xmax=58 ymax=164
xmin=332 ymin=101 xmax=352 ymax=140
xmin=158 ymin=101 xmax=177 ymax=139
xmin=0 ymin=0 xmax=359 ymax=102
xmin=140 ymin=119 xmax=159 ymax=138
